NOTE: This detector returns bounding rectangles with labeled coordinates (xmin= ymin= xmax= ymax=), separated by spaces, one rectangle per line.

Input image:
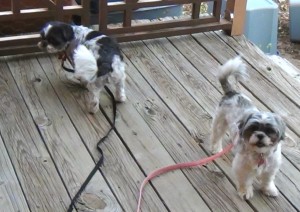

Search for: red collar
xmin=257 ymin=153 xmax=265 ymax=166
xmin=58 ymin=51 xmax=67 ymax=61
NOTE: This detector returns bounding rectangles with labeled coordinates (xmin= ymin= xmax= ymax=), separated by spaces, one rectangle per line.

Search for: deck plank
xmin=1 ymin=31 xmax=300 ymax=212
xmin=0 ymin=135 xmax=30 ymax=211
xmin=5 ymin=55 xmax=121 ymax=211
xmin=193 ymin=32 xmax=300 ymax=137
xmin=140 ymin=37 xmax=298 ymax=211
xmin=121 ymin=41 xmax=254 ymax=211
xmin=166 ymin=33 xmax=300 ymax=211
xmin=99 ymin=58 xmax=212 ymax=211
xmin=0 ymin=58 xmax=70 ymax=211
xmin=167 ymin=33 xmax=300 ymax=169
xmin=219 ymin=32 xmax=300 ymax=107
xmin=190 ymin=32 xmax=300 ymax=168
xmin=37 ymin=54 xmax=168 ymax=211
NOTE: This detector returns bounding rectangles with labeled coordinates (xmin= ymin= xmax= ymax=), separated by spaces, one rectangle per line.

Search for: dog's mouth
xmin=255 ymin=141 xmax=265 ymax=148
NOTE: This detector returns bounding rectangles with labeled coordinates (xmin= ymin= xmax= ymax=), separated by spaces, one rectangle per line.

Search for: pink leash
xmin=136 ymin=143 xmax=234 ymax=212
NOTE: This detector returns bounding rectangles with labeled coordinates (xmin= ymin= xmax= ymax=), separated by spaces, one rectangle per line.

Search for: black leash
xmin=57 ymin=51 xmax=117 ymax=211
xmin=67 ymin=86 xmax=117 ymax=212
xmin=59 ymin=51 xmax=75 ymax=73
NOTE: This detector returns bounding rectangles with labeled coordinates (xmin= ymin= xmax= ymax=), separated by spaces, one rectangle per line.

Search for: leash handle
xmin=136 ymin=143 xmax=234 ymax=212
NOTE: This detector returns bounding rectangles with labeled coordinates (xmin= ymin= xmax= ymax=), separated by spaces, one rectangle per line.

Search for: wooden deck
xmin=1 ymin=31 xmax=300 ymax=212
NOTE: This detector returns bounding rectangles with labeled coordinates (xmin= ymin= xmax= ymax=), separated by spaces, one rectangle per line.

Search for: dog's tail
xmin=218 ymin=56 xmax=248 ymax=94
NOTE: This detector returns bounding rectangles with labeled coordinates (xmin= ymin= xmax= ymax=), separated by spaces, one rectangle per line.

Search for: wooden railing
xmin=0 ymin=0 xmax=246 ymax=56
xmin=99 ymin=0 xmax=231 ymax=42
xmin=0 ymin=0 xmax=90 ymax=56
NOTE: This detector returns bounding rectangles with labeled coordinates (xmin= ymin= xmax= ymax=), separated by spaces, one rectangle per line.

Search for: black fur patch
xmin=85 ymin=31 xmax=104 ymax=41
xmin=219 ymin=91 xmax=239 ymax=106
xmin=95 ymin=36 xmax=123 ymax=76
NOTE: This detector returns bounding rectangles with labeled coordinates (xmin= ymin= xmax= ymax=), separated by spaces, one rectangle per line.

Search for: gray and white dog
xmin=38 ymin=21 xmax=126 ymax=113
xmin=210 ymin=57 xmax=285 ymax=199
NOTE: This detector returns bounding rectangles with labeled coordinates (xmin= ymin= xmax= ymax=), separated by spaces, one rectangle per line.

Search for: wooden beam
xmin=114 ymin=19 xmax=232 ymax=42
xmin=81 ymin=0 xmax=90 ymax=25
xmin=11 ymin=0 xmax=20 ymax=14
xmin=226 ymin=0 xmax=247 ymax=35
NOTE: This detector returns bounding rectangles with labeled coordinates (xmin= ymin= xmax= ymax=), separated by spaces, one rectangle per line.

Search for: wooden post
xmin=55 ymin=0 xmax=64 ymax=21
xmin=225 ymin=0 xmax=247 ymax=35
xmin=192 ymin=2 xmax=201 ymax=19
xmin=11 ymin=0 xmax=20 ymax=14
xmin=99 ymin=0 xmax=108 ymax=32
xmin=81 ymin=0 xmax=90 ymax=26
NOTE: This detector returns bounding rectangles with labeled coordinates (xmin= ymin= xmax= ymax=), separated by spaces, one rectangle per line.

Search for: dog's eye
xmin=248 ymin=125 xmax=259 ymax=132
xmin=265 ymin=127 xmax=276 ymax=135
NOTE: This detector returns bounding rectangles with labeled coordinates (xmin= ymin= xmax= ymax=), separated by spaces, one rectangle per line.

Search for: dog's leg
xmin=210 ymin=112 xmax=228 ymax=154
xmin=111 ymin=68 xmax=126 ymax=102
xmin=114 ymin=73 xmax=126 ymax=102
xmin=232 ymin=155 xmax=255 ymax=200
xmin=260 ymin=169 xmax=279 ymax=197
xmin=111 ymin=57 xmax=126 ymax=102
xmin=86 ymin=82 xmax=102 ymax=114
xmin=260 ymin=145 xmax=281 ymax=197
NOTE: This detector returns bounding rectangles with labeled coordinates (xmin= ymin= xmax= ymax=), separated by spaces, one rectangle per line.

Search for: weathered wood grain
xmin=194 ymin=32 xmax=300 ymax=137
xmin=1 ymin=30 xmax=300 ymax=212
xmin=220 ymin=32 xmax=300 ymax=107
xmin=5 ymin=55 xmax=121 ymax=212
xmin=38 ymin=54 xmax=167 ymax=212
xmin=140 ymin=37 xmax=298 ymax=211
xmin=0 ymin=58 xmax=70 ymax=211
xmin=189 ymin=32 xmax=300 ymax=168
xmin=120 ymin=41 xmax=254 ymax=212
xmin=0 ymin=135 xmax=30 ymax=212
xmin=165 ymin=34 xmax=300 ymax=211
xmin=99 ymin=58 xmax=210 ymax=211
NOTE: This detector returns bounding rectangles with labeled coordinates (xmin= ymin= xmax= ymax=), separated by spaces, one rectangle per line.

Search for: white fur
xmin=210 ymin=57 xmax=284 ymax=200
xmin=43 ymin=24 xmax=52 ymax=37
xmin=218 ymin=56 xmax=248 ymax=82
xmin=85 ymin=55 xmax=126 ymax=114
xmin=39 ymin=22 xmax=126 ymax=114
xmin=73 ymin=45 xmax=98 ymax=83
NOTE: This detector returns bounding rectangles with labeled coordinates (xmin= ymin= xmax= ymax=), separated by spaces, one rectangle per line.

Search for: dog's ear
xmin=273 ymin=114 xmax=286 ymax=141
xmin=238 ymin=113 xmax=252 ymax=136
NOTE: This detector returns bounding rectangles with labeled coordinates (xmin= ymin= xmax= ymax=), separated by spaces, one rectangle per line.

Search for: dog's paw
xmin=238 ymin=186 xmax=254 ymax=200
xmin=115 ymin=94 xmax=126 ymax=103
xmin=211 ymin=144 xmax=223 ymax=154
xmin=262 ymin=184 xmax=279 ymax=197
xmin=88 ymin=101 xmax=99 ymax=114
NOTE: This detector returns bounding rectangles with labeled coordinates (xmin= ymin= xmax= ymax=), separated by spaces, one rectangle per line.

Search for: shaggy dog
xmin=210 ymin=57 xmax=285 ymax=199
xmin=38 ymin=21 xmax=126 ymax=113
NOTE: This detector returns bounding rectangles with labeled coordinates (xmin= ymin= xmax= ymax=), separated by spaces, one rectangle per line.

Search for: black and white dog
xmin=38 ymin=21 xmax=126 ymax=113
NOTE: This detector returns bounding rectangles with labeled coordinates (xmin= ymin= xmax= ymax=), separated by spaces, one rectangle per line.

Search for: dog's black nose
xmin=256 ymin=133 xmax=264 ymax=140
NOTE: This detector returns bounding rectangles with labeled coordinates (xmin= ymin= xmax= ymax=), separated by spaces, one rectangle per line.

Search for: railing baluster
xmin=213 ymin=0 xmax=222 ymax=21
xmin=11 ymin=0 xmax=20 ymax=14
xmin=100 ymin=0 xmax=108 ymax=32
xmin=55 ymin=0 xmax=64 ymax=21
xmin=81 ymin=0 xmax=90 ymax=25
xmin=0 ymin=0 xmax=247 ymax=55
